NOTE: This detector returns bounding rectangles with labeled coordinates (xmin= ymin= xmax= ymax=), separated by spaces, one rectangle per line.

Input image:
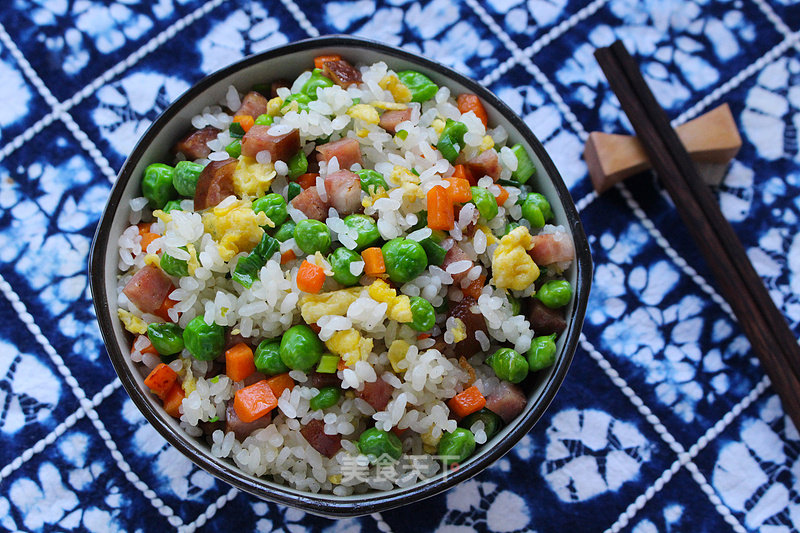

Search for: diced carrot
xmin=144 ymin=363 xmax=179 ymax=399
xmin=452 ymin=164 xmax=476 ymax=186
xmin=427 ymin=185 xmax=454 ymax=231
xmin=417 ymin=333 xmax=432 ymax=340
xmin=444 ymin=177 xmax=472 ymax=203
xmin=296 ymin=260 xmax=326 ymax=293
xmin=297 ymin=172 xmax=319 ymax=189
xmin=265 ymin=373 xmax=295 ymax=399
xmin=462 ymin=274 xmax=486 ymax=300
xmin=162 ymin=382 xmax=185 ymax=418
xmin=457 ymin=94 xmax=488 ymax=127
xmin=132 ymin=335 xmax=159 ymax=356
xmin=226 ymin=342 xmax=256 ymax=383
xmin=309 ymin=322 xmax=322 ymax=334
xmin=280 ymin=249 xmax=297 ymax=265
xmin=314 ymin=54 xmax=342 ymax=70
xmin=153 ymin=295 xmax=177 ymax=322
xmin=361 ymin=247 xmax=386 ymax=276
xmin=234 ymin=380 xmax=278 ymax=423
xmin=233 ymin=114 xmax=255 ymax=133
xmin=447 ymin=385 xmax=486 ymax=418
xmin=494 ymin=184 xmax=509 ymax=206
xmin=136 ymin=223 xmax=161 ymax=253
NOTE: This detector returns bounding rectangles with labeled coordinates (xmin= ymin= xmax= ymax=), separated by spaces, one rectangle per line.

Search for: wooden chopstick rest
xmin=585 ymin=103 xmax=742 ymax=193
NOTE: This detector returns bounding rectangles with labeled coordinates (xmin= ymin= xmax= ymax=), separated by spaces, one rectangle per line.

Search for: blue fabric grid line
xmin=0 ymin=0 xmax=799 ymax=531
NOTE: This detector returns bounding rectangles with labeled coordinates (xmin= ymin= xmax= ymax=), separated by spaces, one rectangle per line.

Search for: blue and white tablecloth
xmin=1 ymin=0 xmax=799 ymax=531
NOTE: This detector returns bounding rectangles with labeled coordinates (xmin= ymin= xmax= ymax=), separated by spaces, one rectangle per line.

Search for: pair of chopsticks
xmin=595 ymin=41 xmax=800 ymax=429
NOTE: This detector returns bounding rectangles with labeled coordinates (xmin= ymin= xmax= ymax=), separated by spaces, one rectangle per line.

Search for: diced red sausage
xmin=485 ymin=381 xmax=527 ymax=423
xmin=466 ymin=150 xmax=501 ymax=182
xmin=359 ymin=378 xmax=393 ymax=411
xmin=225 ymin=401 xmax=272 ymax=441
xmin=325 ymin=169 xmax=362 ymax=215
xmin=173 ymin=126 xmax=219 ymax=160
xmin=447 ymin=295 xmax=487 ymax=358
xmin=528 ymin=299 xmax=566 ymax=336
xmin=442 ymin=241 xmax=473 ymax=284
xmin=291 ymin=187 xmax=328 ymax=221
xmin=241 ymin=125 xmax=300 ymax=162
xmin=316 ymin=137 xmax=363 ymax=171
xmin=300 ymin=418 xmax=342 ymax=458
xmin=123 ymin=265 xmax=173 ymax=314
xmin=234 ymin=91 xmax=268 ymax=118
xmin=379 ymin=108 xmax=413 ymax=134
xmin=194 ymin=158 xmax=237 ymax=210
xmin=529 ymin=233 xmax=575 ymax=266
xmin=322 ymin=59 xmax=362 ymax=88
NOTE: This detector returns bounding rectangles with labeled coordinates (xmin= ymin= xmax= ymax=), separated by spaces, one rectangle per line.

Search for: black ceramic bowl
xmin=89 ymin=35 xmax=591 ymax=517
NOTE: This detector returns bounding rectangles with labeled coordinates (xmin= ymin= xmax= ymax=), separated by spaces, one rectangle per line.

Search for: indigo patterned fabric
xmin=0 ymin=0 xmax=799 ymax=531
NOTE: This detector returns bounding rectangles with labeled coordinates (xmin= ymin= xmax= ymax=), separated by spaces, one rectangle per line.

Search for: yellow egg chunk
xmin=144 ymin=253 xmax=160 ymax=268
xmin=186 ymin=243 xmax=199 ymax=276
xmin=373 ymin=101 xmax=407 ymax=111
xmin=388 ymin=339 xmax=410 ymax=373
xmin=299 ymin=287 xmax=364 ymax=324
xmin=347 ymin=104 xmax=380 ymax=124
xmin=480 ymin=135 xmax=495 ymax=152
xmin=390 ymin=166 xmax=419 ymax=186
xmin=378 ymin=75 xmax=412 ymax=103
xmin=202 ymin=200 xmax=268 ymax=262
xmin=476 ymin=224 xmax=499 ymax=247
xmin=452 ymin=318 xmax=467 ymax=343
xmin=368 ymin=278 xmax=396 ymax=302
xmin=325 ymin=329 xmax=373 ymax=367
xmin=432 ymin=118 xmax=446 ymax=135
xmin=233 ymin=156 xmax=277 ymax=199
xmin=492 ymin=226 xmax=540 ymax=291
xmin=387 ymin=295 xmax=413 ymax=323
xmin=267 ymin=97 xmax=283 ymax=116
xmin=118 ymin=309 xmax=147 ymax=335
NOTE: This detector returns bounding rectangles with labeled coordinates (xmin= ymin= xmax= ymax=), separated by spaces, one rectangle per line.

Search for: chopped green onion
xmin=510 ymin=143 xmax=536 ymax=184
xmin=316 ymin=354 xmax=340 ymax=373
xmin=225 ymin=139 xmax=242 ymax=159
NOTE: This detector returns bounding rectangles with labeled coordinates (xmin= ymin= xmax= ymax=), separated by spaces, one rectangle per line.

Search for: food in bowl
xmin=116 ymin=53 xmax=576 ymax=495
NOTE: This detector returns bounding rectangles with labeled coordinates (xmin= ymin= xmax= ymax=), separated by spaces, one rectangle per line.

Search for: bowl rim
xmin=89 ymin=34 xmax=592 ymax=517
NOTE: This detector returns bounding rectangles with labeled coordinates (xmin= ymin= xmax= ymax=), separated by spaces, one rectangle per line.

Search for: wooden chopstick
xmin=595 ymin=41 xmax=800 ymax=428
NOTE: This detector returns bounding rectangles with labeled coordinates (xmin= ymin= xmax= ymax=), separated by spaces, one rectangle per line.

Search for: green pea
xmin=536 ymin=280 xmax=572 ymax=309
xmin=527 ymin=333 xmax=557 ymax=371
xmin=510 ymin=143 xmax=536 ymax=184
xmin=162 ymin=200 xmax=183 ymax=213
xmin=300 ymin=68 xmax=335 ymax=99
xmin=381 ymin=238 xmax=428 ymax=284
xmin=254 ymin=113 xmax=274 ymax=126
xmin=142 ymin=163 xmax=177 ymax=210
xmin=281 ymin=93 xmax=312 ymax=112
xmin=252 ymin=193 xmax=288 ymax=227
xmin=397 ymin=70 xmax=438 ymax=103
xmin=183 ymin=316 xmax=225 ymax=361
xmin=461 ymin=408 xmax=503 ymax=440
xmin=310 ymin=386 xmax=342 ymax=410
xmin=438 ymin=428 xmax=476 ymax=466
xmin=503 ymin=222 xmax=520 ymax=235
xmin=470 ymin=187 xmax=499 ymax=221
xmin=279 ymin=324 xmax=324 ymax=371
xmin=173 ymin=161 xmax=204 ymax=197
xmin=436 ymin=119 xmax=468 ymax=163
xmin=287 ymin=182 xmax=302 ymax=201
xmin=329 ymin=247 xmax=362 ymax=286
xmin=521 ymin=192 xmax=552 ymax=229
xmin=343 ymin=214 xmax=380 ymax=251
xmin=356 ymin=169 xmax=388 ymax=194
xmin=160 ymin=252 xmax=189 ymax=278
xmin=357 ymin=428 xmax=403 ymax=461
xmin=408 ymin=296 xmax=435 ymax=332
xmin=254 ymin=339 xmax=289 ymax=375
xmin=147 ymin=323 xmax=184 ymax=356
xmin=486 ymin=348 xmax=529 ymax=384
xmin=293 ymin=219 xmax=332 ymax=255
xmin=225 ymin=138 xmax=242 ymax=159
xmin=274 ymin=220 xmax=296 ymax=242
xmin=288 ymin=150 xmax=308 ymax=180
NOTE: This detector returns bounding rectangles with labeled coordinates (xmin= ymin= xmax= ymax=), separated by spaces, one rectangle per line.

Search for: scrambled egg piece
xmin=420 ymin=425 xmax=441 ymax=454
xmin=362 ymin=189 xmax=388 ymax=209
xmin=379 ymin=75 xmax=412 ymax=103
xmin=299 ymin=286 xmax=364 ymax=324
xmin=492 ymin=226 xmax=540 ymax=291
xmin=373 ymin=101 xmax=407 ymax=111
xmin=476 ymin=224 xmax=499 ymax=247
xmin=480 ymin=135 xmax=495 ymax=152
xmin=179 ymin=355 xmax=197 ymax=395
xmin=202 ymin=199 xmax=268 ymax=262
xmin=391 ymin=166 xmax=419 ymax=186
xmin=186 ymin=243 xmax=199 ymax=276
xmin=326 ymin=329 xmax=373 ymax=367
xmin=233 ymin=156 xmax=277 ymax=198
xmin=356 ymin=128 xmax=370 ymax=138
xmin=431 ymin=118 xmax=446 ymax=135
xmin=451 ymin=318 xmax=467 ymax=343
xmin=347 ymin=104 xmax=380 ymax=124
xmin=153 ymin=209 xmax=172 ymax=224
xmin=328 ymin=474 xmax=342 ymax=484
xmin=387 ymin=339 xmax=410 ymax=373
xmin=368 ymin=279 xmax=412 ymax=323
xmin=267 ymin=97 xmax=283 ymax=116
xmin=118 ymin=309 xmax=147 ymax=335
xmin=144 ymin=253 xmax=160 ymax=268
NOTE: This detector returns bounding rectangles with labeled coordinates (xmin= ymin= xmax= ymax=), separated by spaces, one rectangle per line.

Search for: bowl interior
xmin=90 ymin=35 xmax=591 ymax=516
